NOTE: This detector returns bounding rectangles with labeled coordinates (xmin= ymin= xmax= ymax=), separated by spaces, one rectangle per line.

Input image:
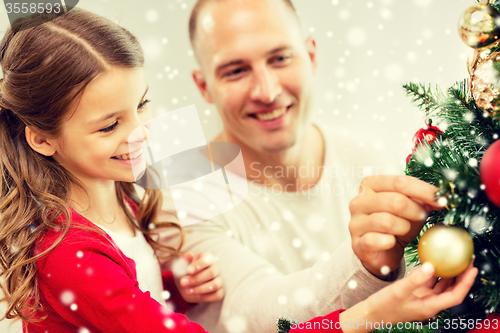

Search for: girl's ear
xmin=25 ymin=126 xmax=57 ymax=156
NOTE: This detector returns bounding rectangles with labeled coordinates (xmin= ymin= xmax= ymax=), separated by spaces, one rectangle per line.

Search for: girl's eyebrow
xmin=87 ymin=85 xmax=149 ymax=126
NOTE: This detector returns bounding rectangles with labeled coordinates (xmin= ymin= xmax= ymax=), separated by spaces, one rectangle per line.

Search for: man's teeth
xmin=255 ymin=107 xmax=287 ymax=121
xmin=114 ymin=149 xmax=142 ymax=160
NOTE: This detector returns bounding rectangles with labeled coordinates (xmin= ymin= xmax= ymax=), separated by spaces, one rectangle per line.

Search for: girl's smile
xmin=111 ymin=147 xmax=145 ymax=166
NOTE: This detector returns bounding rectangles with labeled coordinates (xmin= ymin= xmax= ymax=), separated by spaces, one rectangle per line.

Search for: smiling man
xmin=190 ymin=0 xmax=321 ymax=187
xmin=159 ymin=0 xmax=444 ymax=332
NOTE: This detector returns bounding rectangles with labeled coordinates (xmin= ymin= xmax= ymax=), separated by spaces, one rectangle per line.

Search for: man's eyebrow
xmin=266 ymin=46 xmax=291 ymax=55
xmin=215 ymin=47 xmax=292 ymax=73
xmin=87 ymin=85 xmax=149 ymax=126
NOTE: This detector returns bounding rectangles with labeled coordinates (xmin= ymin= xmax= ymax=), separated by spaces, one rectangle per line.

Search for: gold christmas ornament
xmin=471 ymin=51 xmax=500 ymax=117
xmin=468 ymin=47 xmax=495 ymax=76
xmin=467 ymin=49 xmax=483 ymax=76
xmin=458 ymin=3 xmax=500 ymax=49
xmin=418 ymin=225 xmax=474 ymax=278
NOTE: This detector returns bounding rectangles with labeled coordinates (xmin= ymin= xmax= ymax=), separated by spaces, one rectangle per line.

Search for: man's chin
xmin=259 ymin=140 xmax=296 ymax=154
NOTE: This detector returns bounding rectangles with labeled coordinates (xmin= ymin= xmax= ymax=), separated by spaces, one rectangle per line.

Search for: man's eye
xmin=272 ymin=55 xmax=290 ymax=64
xmin=99 ymin=121 xmax=118 ymax=133
xmin=224 ymin=68 xmax=245 ymax=77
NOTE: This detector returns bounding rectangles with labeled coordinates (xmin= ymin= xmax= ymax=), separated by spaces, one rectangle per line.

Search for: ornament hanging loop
xmin=424 ymin=106 xmax=431 ymax=126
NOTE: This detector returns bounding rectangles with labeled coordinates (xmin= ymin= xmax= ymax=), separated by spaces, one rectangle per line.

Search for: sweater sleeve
xmin=35 ymin=239 xmax=207 ymax=333
xmin=162 ymin=221 xmax=404 ymax=333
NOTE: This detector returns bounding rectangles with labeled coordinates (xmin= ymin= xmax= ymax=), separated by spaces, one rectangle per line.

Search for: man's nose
xmin=250 ymin=66 xmax=282 ymax=104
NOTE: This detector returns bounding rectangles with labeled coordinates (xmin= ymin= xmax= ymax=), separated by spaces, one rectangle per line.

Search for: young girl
xmin=0 ymin=7 xmax=477 ymax=333
xmin=0 ymin=8 xmax=222 ymax=333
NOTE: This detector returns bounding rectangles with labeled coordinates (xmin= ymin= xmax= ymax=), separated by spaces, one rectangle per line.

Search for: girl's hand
xmin=175 ymin=252 xmax=225 ymax=304
xmin=339 ymin=261 xmax=478 ymax=333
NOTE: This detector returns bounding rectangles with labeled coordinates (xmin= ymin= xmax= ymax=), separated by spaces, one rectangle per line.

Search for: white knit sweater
xmin=160 ymin=124 xmax=405 ymax=333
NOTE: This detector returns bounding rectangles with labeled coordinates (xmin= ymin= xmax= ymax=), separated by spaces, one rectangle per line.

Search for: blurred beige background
xmin=0 ymin=0 xmax=472 ymax=331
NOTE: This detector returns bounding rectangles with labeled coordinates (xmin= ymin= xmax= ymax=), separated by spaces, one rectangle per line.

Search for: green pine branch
xmin=276 ymin=316 xmax=298 ymax=333
xmin=403 ymin=82 xmax=446 ymax=115
xmin=485 ymin=0 xmax=500 ymax=12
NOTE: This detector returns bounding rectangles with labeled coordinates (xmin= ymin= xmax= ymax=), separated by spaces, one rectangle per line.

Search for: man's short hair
xmin=188 ymin=0 xmax=298 ymax=45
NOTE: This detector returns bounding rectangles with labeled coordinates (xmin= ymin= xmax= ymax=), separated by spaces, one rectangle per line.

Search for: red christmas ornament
xmin=406 ymin=120 xmax=444 ymax=164
xmin=480 ymin=139 xmax=500 ymax=207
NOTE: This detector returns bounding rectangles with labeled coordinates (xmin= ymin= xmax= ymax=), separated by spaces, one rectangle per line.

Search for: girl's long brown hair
xmin=0 ymin=8 xmax=183 ymax=322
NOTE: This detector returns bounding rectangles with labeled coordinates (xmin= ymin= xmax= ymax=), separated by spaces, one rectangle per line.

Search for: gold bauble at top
xmin=418 ymin=225 xmax=474 ymax=278
xmin=471 ymin=51 xmax=500 ymax=117
xmin=458 ymin=3 xmax=500 ymax=49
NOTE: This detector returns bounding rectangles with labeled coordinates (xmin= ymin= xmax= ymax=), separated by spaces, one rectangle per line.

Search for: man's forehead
xmin=194 ymin=0 xmax=301 ymax=66
xmin=197 ymin=0 xmax=297 ymax=35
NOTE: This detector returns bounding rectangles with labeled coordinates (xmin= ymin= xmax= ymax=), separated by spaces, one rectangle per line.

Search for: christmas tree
xmin=278 ymin=1 xmax=500 ymax=332
xmin=377 ymin=1 xmax=500 ymax=332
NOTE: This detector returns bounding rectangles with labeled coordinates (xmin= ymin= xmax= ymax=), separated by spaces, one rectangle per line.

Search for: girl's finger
xmin=188 ymin=276 xmax=223 ymax=295
xmin=196 ymin=288 xmax=225 ymax=303
xmin=440 ymin=258 xmax=476 ymax=294
xmin=395 ymin=262 xmax=435 ymax=298
xmin=431 ymin=277 xmax=455 ymax=294
xmin=180 ymin=264 xmax=221 ymax=287
xmin=422 ymin=266 xmax=477 ymax=311
xmin=182 ymin=252 xmax=194 ymax=263
xmin=187 ymin=252 xmax=215 ymax=275
xmin=412 ymin=276 xmax=439 ymax=298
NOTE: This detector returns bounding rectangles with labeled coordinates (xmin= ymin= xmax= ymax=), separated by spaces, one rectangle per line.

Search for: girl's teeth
xmin=256 ymin=107 xmax=287 ymax=121
xmin=115 ymin=149 xmax=142 ymax=160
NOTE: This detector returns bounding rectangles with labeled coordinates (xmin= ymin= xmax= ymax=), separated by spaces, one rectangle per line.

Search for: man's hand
xmin=174 ymin=252 xmax=225 ymax=304
xmin=349 ymin=175 xmax=445 ymax=279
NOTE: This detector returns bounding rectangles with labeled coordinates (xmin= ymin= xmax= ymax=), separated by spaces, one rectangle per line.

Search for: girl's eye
xmin=97 ymin=99 xmax=150 ymax=133
xmin=138 ymin=99 xmax=151 ymax=109
xmin=99 ymin=121 xmax=118 ymax=133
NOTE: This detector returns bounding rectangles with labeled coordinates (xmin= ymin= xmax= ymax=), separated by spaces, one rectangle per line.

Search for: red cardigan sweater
xmin=24 ymin=203 xmax=344 ymax=333
xmin=24 ymin=203 xmax=207 ymax=333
